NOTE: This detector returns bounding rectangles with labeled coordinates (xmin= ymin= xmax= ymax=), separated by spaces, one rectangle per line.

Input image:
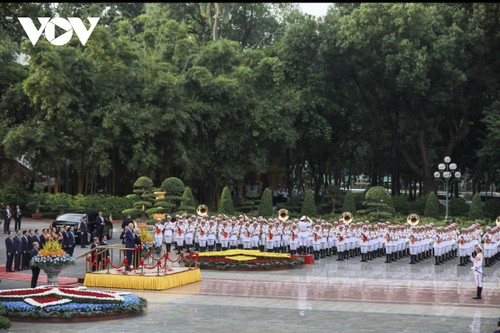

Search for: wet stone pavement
xmin=0 ymin=220 xmax=498 ymax=333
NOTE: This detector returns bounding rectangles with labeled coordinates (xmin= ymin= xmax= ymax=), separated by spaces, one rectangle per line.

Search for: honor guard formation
xmin=149 ymin=209 xmax=500 ymax=267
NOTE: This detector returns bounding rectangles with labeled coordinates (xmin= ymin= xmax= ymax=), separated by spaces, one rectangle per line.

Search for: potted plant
xmin=30 ymin=240 xmax=75 ymax=285
xmin=27 ymin=185 xmax=46 ymax=220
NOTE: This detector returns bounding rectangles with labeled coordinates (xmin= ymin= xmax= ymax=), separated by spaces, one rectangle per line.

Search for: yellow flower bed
xmin=225 ymin=256 xmax=258 ymax=261
xmin=198 ymin=249 xmax=291 ymax=259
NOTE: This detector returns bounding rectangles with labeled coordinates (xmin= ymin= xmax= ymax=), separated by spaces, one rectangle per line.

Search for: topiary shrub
xmin=258 ymin=187 xmax=273 ymax=217
xmin=392 ymin=195 xmax=410 ymax=215
xmin=353 ymin=192 xmax=365 ymax=211
xmin=219 ymin=186 xmax=235 ymax=215
xmin=0 ymin=304 xmax=11 ymax=329
xmin=0 ymin=316 xmax=11 ymax=329
xmin=322 ymin=185 xmax=344 ymax=214
xmin=424 ymin=191 xmax=440 ymax=219
xmin=301 ymin=190 xmax=317 ymax=217
xmin=342 ymin=190 xmax=356 ymax=214
xmin=239 ymin=190 xmax=260 ymax=213
xmin=179 ymin=187 xmax=196 ymax=213
xmin=483 ymin=198 xmax=500 ymax=219
xmin=408 ymin=194 xmax=429 ymax=216
xmin=448 ymin=198 xmax=469 ymax=216
xmin=160 ymin=177 xmax=185 ymax=196
xmin=361 ymin=186 xmax=394 ymax=219
xmin=468 ymin=193 xmax=484 ymax=220
xmin=134 ymin=176 xmax=154 ymax=189
xmin=122 ymin=176 xmax=157 ymax=222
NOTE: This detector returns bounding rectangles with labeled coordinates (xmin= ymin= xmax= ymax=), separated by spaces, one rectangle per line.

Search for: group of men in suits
xmin=3 ymin=204 xmax=23 ymax=234
xmin=47 ymin=226 xmax=77 ymax=256
xmin=4 ymin=229 xmax=44 ymax=272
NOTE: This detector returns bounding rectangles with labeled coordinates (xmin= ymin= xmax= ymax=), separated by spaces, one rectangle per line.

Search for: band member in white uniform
xmin=206 ymin=219 xmax=217 ymax=251
xmin=471 ymin=244 xmax=484 ymax=299
xmin=163 ymin=216 xmax=174 ymax=253
xmin=297 ymin=216 xmax=312 ymax=255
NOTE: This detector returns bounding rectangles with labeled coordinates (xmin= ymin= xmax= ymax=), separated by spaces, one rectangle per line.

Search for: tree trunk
xmin=213 ymin=13 xmax=219 ymax=41
xmin=54 ymin=175 xmax=59 ymax=193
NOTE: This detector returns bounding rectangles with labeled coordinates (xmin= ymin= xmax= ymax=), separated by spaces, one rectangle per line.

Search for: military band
xmin=136 ymin=213 xmax=500 ymax=270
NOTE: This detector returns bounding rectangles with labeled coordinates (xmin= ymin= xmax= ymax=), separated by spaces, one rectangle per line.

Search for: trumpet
xmin=407 ymin=213 xmax=420 ymax=227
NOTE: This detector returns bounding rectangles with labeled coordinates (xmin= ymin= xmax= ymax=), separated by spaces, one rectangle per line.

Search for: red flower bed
xmin=0 ymin=287 xmax=52 ymax=297
xmin=61 ymin=289 xmax=115 ymax=299
xmin=34 ymin=296 xmax=62 ymax=304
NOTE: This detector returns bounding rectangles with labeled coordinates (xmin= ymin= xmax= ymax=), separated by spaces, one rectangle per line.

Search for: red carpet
xmin=0 ymin=271 xmax=79 ymax=285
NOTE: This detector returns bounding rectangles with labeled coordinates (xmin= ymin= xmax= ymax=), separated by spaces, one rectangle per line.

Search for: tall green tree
xmin=200 ymin=3 xmax=233 ymax=41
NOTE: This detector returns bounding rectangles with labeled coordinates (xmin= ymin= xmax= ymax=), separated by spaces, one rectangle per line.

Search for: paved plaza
xmin=0 ymin=220 xmax=498 ymax=333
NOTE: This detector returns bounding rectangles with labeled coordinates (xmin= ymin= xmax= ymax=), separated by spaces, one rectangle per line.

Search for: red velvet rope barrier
xmin=88 ymin=248 xmax=198 ymax=272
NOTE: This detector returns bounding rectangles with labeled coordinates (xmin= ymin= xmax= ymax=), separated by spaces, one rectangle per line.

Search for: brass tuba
xmin=341 ymin=212 xmax=353 ymax=225
xmin=278 ymin=209 xmax=289 ymax=222
xmin=496 ymin=215 xmax=500 ymax=227
xmin=197 ymin=204 xmax=209 ymax=217
xmin=407 ymin=213 xmax=420 ymax=227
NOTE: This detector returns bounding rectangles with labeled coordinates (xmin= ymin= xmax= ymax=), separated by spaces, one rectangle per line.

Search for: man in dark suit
xmin=5 ymin=231 xmax=15 ymax=272
xmin=4 ymin=205 xmax=11 ymax=234
xmin=62 ymin=226 xmax=71 ymax=253
xmin=13 ymin=230 xmax=22 ymax=271
xmin=14 ymin=205 xmax=22 ymax=232
xmin=21 ymin=230 xmax=30 ymax=270
xmin=121 ymin=214 xmax=133 ymax=230
xmin=67 ymin=226 xmax=76 ymax=256
xmin=79 ymin=217 xmax=88 ymax=248
xmin=39 ymin=229 xmax=46 ymax=248
xmin=31 ymin=229 xmax=42 ymax=249
xmin=28 ymin=229 xmax=36 ymax=249
xmin=56 ymin=227 xmax=66 ymax=244
xmin=90 ymin=237 xmax=101 ymax=272
xmin=30 ymin=242 xmax=41 ymax=288
xmin=95 ymin=211 xmax=105 ymax=239
xmin=100 ymin=235 xmax=110 ymax=269
xmin=125 ymin=224 xmax=135 ymax=272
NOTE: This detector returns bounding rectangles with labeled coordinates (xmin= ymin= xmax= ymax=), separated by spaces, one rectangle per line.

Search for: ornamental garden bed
xmin=196 ymin=249 xmax=304 ymax=271
xmin=0 ymin=286 xmax=147 ymax=322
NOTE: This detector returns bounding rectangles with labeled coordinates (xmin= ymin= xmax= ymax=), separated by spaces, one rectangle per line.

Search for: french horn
xmin=196 ymin=204 xmax=209 ymax=217
xmin=341 ymin=212 xmax=353 ymax=225
xmin=407 ymin=213 xmax=420 ymax=227
xmin=278 ymin=209 xmax=289 ymax=222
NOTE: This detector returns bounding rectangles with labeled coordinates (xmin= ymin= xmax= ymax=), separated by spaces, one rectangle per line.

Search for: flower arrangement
xmin=31 ymin=240 xmax=76 ymax=270
xmin=139 ymin=224 xmax=154 ymax=243
xmin=0 ymin=286 xmax=147 ymax=319
xmin=197 ymin=249 xmax=304 ymax=270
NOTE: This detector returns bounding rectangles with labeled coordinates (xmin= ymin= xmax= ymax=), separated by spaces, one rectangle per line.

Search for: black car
xmin=51 ymin=212 xmax=113 ymax=244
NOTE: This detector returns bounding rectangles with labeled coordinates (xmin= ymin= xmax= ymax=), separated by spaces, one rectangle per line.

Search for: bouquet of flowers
xmin=30 ymin=240 xmax=76 ymax=270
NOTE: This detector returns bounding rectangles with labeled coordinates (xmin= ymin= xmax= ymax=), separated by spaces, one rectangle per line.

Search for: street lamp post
xmin=434 ymin=156 xmax=461 ymax=225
